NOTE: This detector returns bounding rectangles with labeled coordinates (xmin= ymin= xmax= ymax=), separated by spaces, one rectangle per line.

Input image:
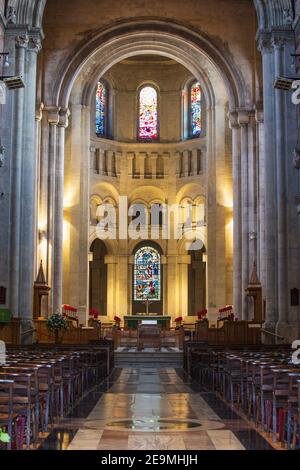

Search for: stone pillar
xmin=150 ymin=153 xmax=158 ymax=178
xmin=138 ymin=153 xmax=146 ymax=179
xmin=191 ymin=149 xmax=198 ymax=176
xmin=107 ymin=150 xmax=114 ymax=177
xmin=163 ymin=153 xmax=170 ymax=179
xmin=167 ymin=256 xmax=178 ymax=319
xmin=273 ymin=36 xmax=289 ymax=333
xmin=115 ymin=151 xmax=121 ymax=177
xmin=127 ymin=153 xmax=134 ymax=178
xmin=19 ymin=36 xmax=42 ymax=331
xmin=238 ymin=110 xmax=251 ymax=320
xmin=105 ymin=255 xmax=117 ymax=319
xmin=52 ymin=108 xmax=70 ymax=314
xmin=117 ymin=255 xmax=129 ymax=317
xmin=9 ymin=33 xmax=29 ymax=317
xmin=183 ymin=150 xmax=189 ymax=177
xmin=174 ymin=152 xmax=181 ymax=178
xmin=47 ymin=107 xmax=60 ymax=312
xmin=90 ymin=146 xmax=96 ymax=173
xmin=258 ymin=34 xmax=278 ymax=332
xmin=228 ymin=111 xmax=242 ymax=318
xmin=256 ymin=109 xmax=266 ymax=292
xmin=99 ymin=149 xmax=105 ymax=175
xmin=178 ymin=255 xmax=191 ymax=317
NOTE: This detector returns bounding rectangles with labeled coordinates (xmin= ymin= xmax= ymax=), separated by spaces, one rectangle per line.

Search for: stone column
xmin=47 ymin=107 xmax=60 ymax=312
xmin=127 ymin=153 xmax=134 ymax=178
xmin=238 ymin=110 xmax=250 ymax=320
xmin=191 ymin=149 xmax=198 ymax=176
xmin=258 ymin=34 xmax=278 ymax=332
xmin=183 ymin=150 xmax=189 ymax=177
xmin=19 ymin=36 xmax=42 ymax=338
xmin=105 ymin=255 xmax=117 ymax=319
xmin=178 ymin=255 xmax=191 ymax=318
xmin=9 ymin=33 xmax=29 ymax=317
xmin=150 ymin=153 xmax=158 ymax=178
xmin=273 ymin=36 xmax=289 ymax=333
xmin=90 ymin=146 xmax=96 ymax=173
xmin=138 ymin=153 xmax=146 ymax=179
xmin=228 ymin=111 xmax=242 ymax=318
xmin=107 ymin=150 xmax=114 ymax=177
xmin=115 ymin=151 xmax=121 ymax=177
xmin=256 ymin=108 xmax=266 ymax=292
xmin=52 ymin=108 xmax=70 ymax=313
xmin=99 ymin=149 xmax=105 ymax=175
xmin=163 ymin=153 xmax=170 ymax=179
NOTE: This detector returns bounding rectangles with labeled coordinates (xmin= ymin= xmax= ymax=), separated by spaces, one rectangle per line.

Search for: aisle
xmin=41 ymin=367 xmax=272 ymax=451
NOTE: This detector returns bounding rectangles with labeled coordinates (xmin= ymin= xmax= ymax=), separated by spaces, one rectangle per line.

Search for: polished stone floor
xmin=40 ymin=367 xmax=273 ymax=451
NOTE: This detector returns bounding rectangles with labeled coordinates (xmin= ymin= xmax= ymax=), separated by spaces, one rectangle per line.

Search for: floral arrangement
xmin=47 ymin=312 xmax=68 ymax=331
xmin=89 ymin=308 xmax=100 ymax=319
xmin=114 ymin=316 xmax=121 ymax=323
xmin=175 ymin=316 xmax=183 ymax=323
xmin=0 ymin=428 xmax=10 ymax=444
xmin=198 ymin=309 xmax=208 ymax=320
xmin=63 ymin=304 xmax=77 ymax=313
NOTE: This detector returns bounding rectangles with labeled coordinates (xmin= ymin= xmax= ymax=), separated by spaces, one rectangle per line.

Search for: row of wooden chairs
xmin=0 ymin=345 xmax=112 ymax=450
xmin=189 ymin=346 xmax=300 ymax=449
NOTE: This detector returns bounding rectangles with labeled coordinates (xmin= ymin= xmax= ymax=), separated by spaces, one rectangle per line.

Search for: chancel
xmin=0 ymin=0 xmax=300 ymax=453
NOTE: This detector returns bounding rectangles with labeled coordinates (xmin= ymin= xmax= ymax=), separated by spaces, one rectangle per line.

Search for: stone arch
xmin=48 ymin=18 xmax=247 ymax=110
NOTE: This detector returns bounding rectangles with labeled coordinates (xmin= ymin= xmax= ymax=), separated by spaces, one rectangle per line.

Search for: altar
xmin=124 ymin=315 xmax=171 ymax=330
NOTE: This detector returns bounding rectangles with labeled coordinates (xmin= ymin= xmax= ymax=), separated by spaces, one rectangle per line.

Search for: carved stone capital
xmin=257 ymin=33 xmax=272 ymax=55
xmin=228 ymin=110 xmax=240 ymax=130
xmin=28 ymin=37 xmax=42 ymax=54
xmin=237 ymin=108 xmax=253 ymax=126
xmin=293 ymin=149 xmax=300 ymax=169
xmin=58 ymin=108 xmax=70 ymax=128
xmin=35 ymin=103 xmax=44 ymax=122
xmin=45 ymin=106 xmax=60 ymax=125
xmin=271 ymin=36 xmax=286 ymax=50
xmin=15 ymin=33 xmax=29 ymax=49
xmin=255 ymin=107 xmax=264 ymax=124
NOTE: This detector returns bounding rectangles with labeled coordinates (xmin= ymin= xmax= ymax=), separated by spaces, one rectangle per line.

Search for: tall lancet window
xmin=190 ymin=82 xmax=202 ymax=137
xmin=96 ymin=81 xmax=107 ymax=136
xmin=138 ymin=86 xmax=158 ymax=140
xmin=134 ymin=246 xmax=161 ymax=301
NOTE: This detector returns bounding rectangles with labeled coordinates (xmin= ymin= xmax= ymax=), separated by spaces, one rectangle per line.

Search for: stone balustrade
xmin=90 ymin=137 xmax=207 ymax=180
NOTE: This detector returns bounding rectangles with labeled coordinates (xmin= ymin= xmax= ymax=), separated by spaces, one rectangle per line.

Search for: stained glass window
xmin=138 ymin=86 xmax=158 ymax=140
xmin=134 ymin=246 xmax=161 ymax=301
xmin=191 ymin=82 xmax=202 ymax=137
xmin=96 ymin=81 xmax=107 ymax=136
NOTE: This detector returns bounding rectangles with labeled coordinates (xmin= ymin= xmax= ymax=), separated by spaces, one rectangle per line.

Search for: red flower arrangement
xmin=89 ymin=308 xmax=100 ymax=319
xmin=114 ymin=316 xmax=121 ymax=323
xmin=63 ymin=305 xmax=78 ymax=313
xmin=197 ymin=309 xmax=208 ymax=320
xmin=175 ymin=316 xmax=183 ymax=323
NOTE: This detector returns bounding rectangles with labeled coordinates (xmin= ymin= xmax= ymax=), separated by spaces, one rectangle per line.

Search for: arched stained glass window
xmin=190 ymin=82 xmax=202 ymax=137
xmin=138 ymin=86 xmax=158 ymax=140
xmin=96 ymin=81 xmax=107 ymax=136
xmin=134 ymin=246 xmax=161 ymax=301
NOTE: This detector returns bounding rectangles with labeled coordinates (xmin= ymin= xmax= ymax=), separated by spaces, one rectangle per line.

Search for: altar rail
xmin=195 ymin=320 xmax=263 ymax=345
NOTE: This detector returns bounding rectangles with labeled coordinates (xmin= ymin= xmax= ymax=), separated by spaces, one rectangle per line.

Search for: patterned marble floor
xmin=40 ymin=367 xmax=273 ymax=451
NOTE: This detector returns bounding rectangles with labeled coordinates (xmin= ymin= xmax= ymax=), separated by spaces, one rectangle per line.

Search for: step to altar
xmin=115 ymin=347 xmax=183 ymax=368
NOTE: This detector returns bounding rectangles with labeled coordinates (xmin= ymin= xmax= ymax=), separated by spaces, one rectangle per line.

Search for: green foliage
xmin=0 ymin=428 xmax=10 ymax=444
xmin=46 ymin=312 xmax=68 ymax=331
